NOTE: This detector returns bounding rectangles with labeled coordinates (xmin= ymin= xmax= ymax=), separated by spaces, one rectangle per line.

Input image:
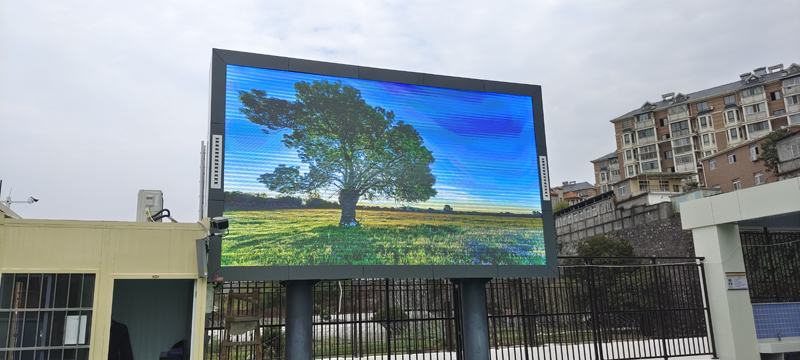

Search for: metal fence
xmin=741 ymin=230 xmax=800 ymax=303
xmin=205 ymin=257 xmax=714 ymax=360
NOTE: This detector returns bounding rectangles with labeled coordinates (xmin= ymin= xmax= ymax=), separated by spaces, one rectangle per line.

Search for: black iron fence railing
xmin=205 ymin=256 xmax=714 ymax=360
xmin=741 ymin=230 xmax=800 ymax=303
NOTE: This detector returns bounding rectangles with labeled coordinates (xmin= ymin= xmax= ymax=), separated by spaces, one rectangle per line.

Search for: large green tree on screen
xmin=238 ymin=80 xmax=437 ymax=226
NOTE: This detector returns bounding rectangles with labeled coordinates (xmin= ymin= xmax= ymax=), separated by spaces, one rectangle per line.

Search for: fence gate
xmin=205 ymin=257 xmax=715 ymax=360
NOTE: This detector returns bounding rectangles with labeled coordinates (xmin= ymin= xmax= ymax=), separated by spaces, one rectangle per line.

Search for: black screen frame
xmin=205 ymin=48 xmax=556 ymax=280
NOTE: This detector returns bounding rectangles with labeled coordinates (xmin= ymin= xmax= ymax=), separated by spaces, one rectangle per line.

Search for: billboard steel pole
xmin=284 ymin=280 xmax=319 ymax=360
xmin=458 ymin=278 xmax=491 ymax=360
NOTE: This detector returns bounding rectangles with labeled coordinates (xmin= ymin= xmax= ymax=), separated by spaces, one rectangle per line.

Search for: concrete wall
xmin=557 ymin=201 xmax=694 ymax=257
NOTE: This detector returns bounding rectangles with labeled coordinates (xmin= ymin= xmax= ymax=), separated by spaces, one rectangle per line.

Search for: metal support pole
xmin=457 ymin=278 xmax=491 ymax=360
xmin=284 ymin=280 xmax=319 ymax=360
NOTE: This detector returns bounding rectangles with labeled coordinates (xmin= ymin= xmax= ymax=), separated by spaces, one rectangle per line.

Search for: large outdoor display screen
xmin=206 ymin=49 xmax=555 ymax=280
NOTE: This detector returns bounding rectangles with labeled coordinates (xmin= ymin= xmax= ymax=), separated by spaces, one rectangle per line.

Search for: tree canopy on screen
xmin=238 ymin=80 xmax=437 ymax=226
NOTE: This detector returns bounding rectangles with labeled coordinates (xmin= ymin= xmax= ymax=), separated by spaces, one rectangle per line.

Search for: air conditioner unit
xmin=136 ymin=190 xmax=164 ymax=222
xmin=708 ymin=106 xmax=714 ymax=111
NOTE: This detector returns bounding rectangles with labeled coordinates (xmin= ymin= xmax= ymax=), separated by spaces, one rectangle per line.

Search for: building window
xmin=791 ymin=114 xmax=800 ymax=125
xmin=636 ymin=113 xmax=652 ymax=122
xmin=699 ymin=115 xmax=712 ymax=129
xmin=602 ymin=185 xmax=608 ymax=192
xmin=579 ymin=211 xmax=584 ymax=220
xmin=724 ymin=94 xmax=736 ymax=105
xmin=623 ymin=134 xmax=631 ymax=145
xmin=770 ymin=91 xmax=782 ymax=101
xmin=705 ymin=151 xmax=713 ymax=156
xmin=696 ymin=102 xmax=709 ymax=112
xmin=728 ymin=153 xmax=736 ymax=164
xmin=639 ymin=181 xmax=650 ymax=192
xmin=754 ymin=172 xmax=764 ymax=185
xmin=622 ymin=119 xmax=631 ymax=129
xmin=600 ymin=172 xmax=607 ymax=182
xmin=641 ymin=161 xmax=659 ymax=171
xmin=592 ymin=206 xmax=598 ymax=216
xmin=582 ymin=189 xmax=588 ymax=196
xmin=729 ymin=128 xmax=739 ymax=140
xmin=741 ymin=86 xmax=764 ymax=97
xmin=626 ymin=150 xmax=632 ymax=160
xmin=675 ymin=154 xmax=694 ymax=166
xmin=750 ymin=145 xmax=759 ymax=161
xmin=709 ymin=159 xmax=717 ymax=170
xmin=783 ymin=76 xmax=800 ymax=88
xmin=637 ymin=128 xmax=655 ymax=139
xmin=670 ymin=120 xmax=690 ymax=137
xmin=664 ymin=150 xmax=673 ymax=159
xmin=792 ymin=143 xmax=800 ymax=158
xmin=747 ymin=121 xmax=770 ymax=134
xmin=639 ymin=145 xmax=658 ymax=160
xmin=745 ymin=103 xmax=765 ymax=115
xmin=673 ymin=184 xmax=681 ymax=192
xmin=659 ymin=118 xmax=667 ymax=127
xmin=787 ymin=95 xmax=800 ymax=105
xmin=733 ymin=178 xmax=741 ymax=191
xmin=774 ymin=109 xmax=786 ymax=116
xmin=659 ymin=180 xmax=670 ymax=192
xmin=620 ymin=185 xmax=626 ymax=195
xmin=610 ymin=157 xmax=618 ymax=164
xmin=702 ymin=134 xmax=711 ymax=145
xmin=611 ymin=170 xmax=620 ymax=177
xmin=672 ymin=137 xmax=693 ymax=154
xmin=0 ymin=274 xmax=96 ymax=360
xmin=725 ymin=110 xmax=740 ymax=123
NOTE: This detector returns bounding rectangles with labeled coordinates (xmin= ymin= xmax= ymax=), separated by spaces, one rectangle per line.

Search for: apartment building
xmin=551 ymin=181 xmax=598 ymax=205
xmin=608 ymin=63 xmax=800 ymax=192
xmin=591 ymin=152 xmax=620 ymax=193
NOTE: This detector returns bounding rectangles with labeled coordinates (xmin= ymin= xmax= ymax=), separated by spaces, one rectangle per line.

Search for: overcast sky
xmin=2 ymin=0 xmax=799 ymax=222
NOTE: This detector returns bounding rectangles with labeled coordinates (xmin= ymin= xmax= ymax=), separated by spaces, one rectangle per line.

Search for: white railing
xmin=745 ymin=110 xmax=768 ymax=122
xmin=741 ymin=92 xmax=766 ymax=105
xmin=635 ymin=119 xmax=655 ymax=129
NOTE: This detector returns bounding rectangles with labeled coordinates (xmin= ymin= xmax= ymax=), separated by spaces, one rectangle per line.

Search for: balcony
xmin=787 ymin=102 xmax=800 ymax=114
xmin=748 ymin=129 xmax=771 ymax=140
xmin=698 ymin=141 xmax=717 ymax=152
xmin=741 ymin=91 xmax=766 ymax=105
xmin=635 ymin=119 xmax=655 ymax=129
xmin=667 ymin=107 xmax=690 ymax=122
xmin=641 ymin=167 xmax=660 ymax=174
xmin=783 ymin=85 xmax=800 ymax=96
xmin=639 ymin=152 xmax=658 ymax=161
xmin=637 ymin=135 xmax=657 ymax=145
xmin=609 ymin=163 xmax=620 ymax=170
xmin=744 ymin=110 xmax=768 ymax=122
xmin=621 ymin=139 xmax=635 ymax=150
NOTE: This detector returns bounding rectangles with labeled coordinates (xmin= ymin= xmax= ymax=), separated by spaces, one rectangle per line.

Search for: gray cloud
xmin=2 ymin=0 xmax=799 ymax=220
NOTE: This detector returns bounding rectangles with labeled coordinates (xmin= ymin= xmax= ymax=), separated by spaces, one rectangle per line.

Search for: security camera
xmin=29 ymin=197 xmax=39 ymax=203
xmin=211 ymin=216 xmax=229 ymax=230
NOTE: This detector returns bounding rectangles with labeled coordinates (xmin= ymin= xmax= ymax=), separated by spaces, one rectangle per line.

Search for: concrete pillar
xmin=691 ymin=224 xmax=758 ymax=360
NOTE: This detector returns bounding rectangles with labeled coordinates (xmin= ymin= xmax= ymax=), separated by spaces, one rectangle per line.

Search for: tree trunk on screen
xmin=338 ymin=190 xmax=360 ymax=226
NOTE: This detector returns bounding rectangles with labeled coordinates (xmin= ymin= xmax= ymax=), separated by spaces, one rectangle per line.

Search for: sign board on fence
xmin=726 ymin=272 xmax=748 ymax=290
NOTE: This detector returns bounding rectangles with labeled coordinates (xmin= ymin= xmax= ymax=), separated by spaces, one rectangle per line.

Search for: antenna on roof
xmin=2 ymin=184 xmax=40 ymax=209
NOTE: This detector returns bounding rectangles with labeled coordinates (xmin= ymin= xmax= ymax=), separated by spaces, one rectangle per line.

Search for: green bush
xmin=261 ymin=327 xmax=285 ymax=358
xmin=374 ymin=306 xmax=408 ymax=334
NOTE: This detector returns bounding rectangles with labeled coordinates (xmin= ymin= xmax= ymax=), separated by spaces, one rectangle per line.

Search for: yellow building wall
xmin=0 ymin=217 xmax=207 ymax=360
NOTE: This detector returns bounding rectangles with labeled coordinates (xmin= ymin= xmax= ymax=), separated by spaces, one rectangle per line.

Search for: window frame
xmin=732 ymin=178 xmax=741 ymax=191
xmin=723 ymin=94 xmax=736 ymax=105
xmin=728 ymin=153 xmax=736 ymax=164
xmin=709 ymin=159 xmax=717 ymax=170
xmin=754 ymin=172 xmax=764 ymax=185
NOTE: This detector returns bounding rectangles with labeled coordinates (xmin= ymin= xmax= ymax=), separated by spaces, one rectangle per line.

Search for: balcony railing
xmin=741 ymin=92 xmax=766 ymax=105
xmin=637 ymin=136 xmax=657 ymax=145
xmin=785 ymin=85 xmax=800 ymax=96
xmin=787 ymin=102 xmax=800 ymax=114
xmin=639 ymin=152 xmax=658 ymax=161
xmin=668 ymin=109 xmax=690 ymax=122
xmin=673 ymin=145 xmax=693 ymax=155
xmin=635 ymin=119 xmax=655 ymax=129
xmin=748 ymin=129 xmax=771 ymax=140
xmin=744 ymin=110 xmax=768 ymax=122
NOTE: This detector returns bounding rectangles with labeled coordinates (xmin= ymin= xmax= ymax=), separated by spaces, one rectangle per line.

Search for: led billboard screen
xmin=206 ymin=49 xmax=555 ymax=280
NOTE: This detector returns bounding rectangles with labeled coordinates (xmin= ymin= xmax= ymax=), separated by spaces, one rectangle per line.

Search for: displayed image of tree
xmin=238 ymin=80 xmax=437 ymax=226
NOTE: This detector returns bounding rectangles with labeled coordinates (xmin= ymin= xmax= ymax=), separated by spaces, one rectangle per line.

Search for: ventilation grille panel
xmin=539 ymin=156 xmax=550 ymax=201
xmin=210 ymin=135 xmax=222 ymax=189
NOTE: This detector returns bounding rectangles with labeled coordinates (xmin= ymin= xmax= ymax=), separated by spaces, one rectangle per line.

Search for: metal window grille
xmin=0 ymin=274 xmax=95 ymax=360
xmin=741 ymin=231 xmax=800 ymax=303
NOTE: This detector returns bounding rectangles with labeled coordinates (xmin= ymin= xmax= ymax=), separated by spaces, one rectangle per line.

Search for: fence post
xmin=652 ymin=257 xmax=669 ymax=360
xmin=698 ymin=261 xmax=718 ymax=359
xmin=585 ymin=258 xmax=604 ymax=360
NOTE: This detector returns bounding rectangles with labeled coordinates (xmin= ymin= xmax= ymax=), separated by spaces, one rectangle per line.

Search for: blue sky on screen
xmin=225 ymin=65 xmax=541 ymax=213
